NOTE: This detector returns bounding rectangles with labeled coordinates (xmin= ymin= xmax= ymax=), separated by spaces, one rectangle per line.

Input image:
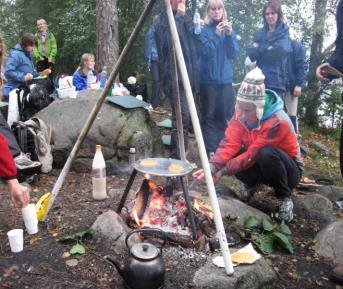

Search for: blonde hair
xmin=204 ymin=0 xmax=228 ymax=25
xmin=79 ymin=53 xmax=95 ymax=69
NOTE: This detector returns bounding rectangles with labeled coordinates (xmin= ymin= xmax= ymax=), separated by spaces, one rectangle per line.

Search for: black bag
xmin=11 ymin=121 xmax=38 ymax=161
xmin=16 ymin=83 xmax=53 ymax=121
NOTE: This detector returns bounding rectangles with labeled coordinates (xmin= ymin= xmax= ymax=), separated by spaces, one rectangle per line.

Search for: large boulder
xmin=293 ymin=194 xmax=335 ymax=227
xmin=193 ymin=258 xmax=277 ymax=289
xmin=315 ymin=221 xmax=343 ymax=263
xmin=36 ymin=91 xmax=164 ymax=173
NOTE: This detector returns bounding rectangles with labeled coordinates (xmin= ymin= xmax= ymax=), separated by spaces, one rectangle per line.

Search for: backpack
xmin=12 ymin=117 xmax=53 ymax=173
xmin=16 ymin=83 xmax=53 ymax=121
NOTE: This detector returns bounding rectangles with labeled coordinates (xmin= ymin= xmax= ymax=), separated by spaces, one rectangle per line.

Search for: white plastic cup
xmin=22 ymin=204 xmax=36 ymax=219
xmin=7 ymin=229 xmax=23 ymax=253
xmin=24 ymin=218 xmax=38 ymax=234
xmin=22 ymin=204 xmax=38 ymax=234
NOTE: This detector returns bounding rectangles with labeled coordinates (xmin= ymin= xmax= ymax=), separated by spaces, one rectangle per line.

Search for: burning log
xmin=131 ymin=179 xmax=150 ymax=219
xmin=140 ymin=228 xmax=194 ymax=248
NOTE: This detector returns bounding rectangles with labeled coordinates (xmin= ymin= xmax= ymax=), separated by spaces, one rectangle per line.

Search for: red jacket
xmin=0 ymin=133 xmax=17 ymax=179
xmin=210 ymin=108 xmax=302 ymax=176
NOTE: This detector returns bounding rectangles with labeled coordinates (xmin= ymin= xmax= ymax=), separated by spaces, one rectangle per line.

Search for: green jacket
xmin=34 ymin=32 xmax=57 ymax=63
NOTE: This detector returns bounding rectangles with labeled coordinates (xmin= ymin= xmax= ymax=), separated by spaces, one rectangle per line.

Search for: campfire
xmin=120 ymin=175 xmax=216 ymax=248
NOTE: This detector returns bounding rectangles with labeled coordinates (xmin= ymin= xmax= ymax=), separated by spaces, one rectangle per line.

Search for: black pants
xmin=200 ymin=83 xmax=235 ymax=154
xmin=170 ymin=83 xmax=190 ymax=159
xmin=150 ymin=61 xmax=162 ymax=109
xmin=0 ymin=113 xmax=21 ymax=157
xmin=235 ymin=146 xmax=301 ymax=198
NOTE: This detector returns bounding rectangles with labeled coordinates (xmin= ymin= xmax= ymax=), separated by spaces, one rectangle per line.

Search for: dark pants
xmin=200 ymin=83 xmax=235 ymax=154
xmin=0 ymin=113 xmax=21 ymax=157
xmin=170 ymin=83 xmax=190 ymax=159
xmin=235 ymin=146 xmax=301 ymax=198
xmin=150 ymin=61 xmax=162 ymax=109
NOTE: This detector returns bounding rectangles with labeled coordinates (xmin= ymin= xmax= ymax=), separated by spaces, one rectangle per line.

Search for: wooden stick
xmin=42 ymin=0 xmax=158 ymax=221
xmin=164 ymin=0 xmax=234 ymax=275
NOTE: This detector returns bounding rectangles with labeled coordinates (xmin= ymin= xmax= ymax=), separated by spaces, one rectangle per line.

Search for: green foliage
xmin=243 ymin=214 xmax=294 ymax=254
xmin=58 ymin=228 xmax=93 ymax=255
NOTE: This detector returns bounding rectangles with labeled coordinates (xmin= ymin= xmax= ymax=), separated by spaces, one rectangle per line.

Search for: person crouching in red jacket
xmin=0 ymin=133 xmax=30 ymax=208
xmin=193 ymin=67 xmax=303 ymax=222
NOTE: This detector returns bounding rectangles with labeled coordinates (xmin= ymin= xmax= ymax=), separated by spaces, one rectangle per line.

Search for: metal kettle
xmin=105 ymin=228 xmax=165 ymax=289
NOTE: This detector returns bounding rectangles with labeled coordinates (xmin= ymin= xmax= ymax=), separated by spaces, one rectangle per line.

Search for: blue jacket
xmin=198 ymin=21 xmax=239 ymax=85
xmin=3 ymin=44 xmax=37 ymax=96
xmin=145 ymin=25 xmax=159 ymax=70
xmin=72 ymin=69 xmax=87 ymax=91
xmin=248 ymin=22 xmax=291 ymax=92
xmin=72 ymin=69 xmax=97 ymax=91
xmin=286 ymin=40 xmax=307 ymax=93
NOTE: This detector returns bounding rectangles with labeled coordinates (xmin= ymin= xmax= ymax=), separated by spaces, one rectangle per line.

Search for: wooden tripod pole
xmin=42 ymin=0 xmax=158 ymax=221
xmin=164 ymin=0 xmax=234 ymax=274
xmin=170 ymin=46 xmax=186 ymax=161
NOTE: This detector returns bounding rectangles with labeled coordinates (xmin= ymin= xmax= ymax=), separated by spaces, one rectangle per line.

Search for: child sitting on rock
xmin=72 ymin=53 xmax=98 ymax=91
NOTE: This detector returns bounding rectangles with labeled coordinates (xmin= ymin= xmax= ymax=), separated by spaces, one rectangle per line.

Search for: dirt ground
xmin=0 ymin=169 xmax=342 ymax=289
xmin=1 ymin=109 xmax=343 ymax=289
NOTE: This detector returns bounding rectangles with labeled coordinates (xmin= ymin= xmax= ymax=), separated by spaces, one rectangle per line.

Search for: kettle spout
xmin=105 ymin=255 xmax=125 ymax=278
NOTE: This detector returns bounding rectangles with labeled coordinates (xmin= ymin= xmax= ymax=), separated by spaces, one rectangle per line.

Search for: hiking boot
xmin=279 ymin=197 xmax=294 ymax=223
xmin=332 ymin=263 xmax=343 ymax=285
xmin=14 ymin=153 xmax=41 ymax=171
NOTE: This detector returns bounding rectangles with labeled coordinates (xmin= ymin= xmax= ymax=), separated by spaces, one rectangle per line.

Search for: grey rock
xmin=311 ymin=141 xmax=329 ymax=156
xmin=218 ymin=196 xmax=271 ymax=226
xmin=35 ymin=90 xmax=164 ymax=173
xmin=315 ymin=221 xmax=343 ymax=263
xmin=91 ymin=210 xmax=138 ymax=255
xmin=193 ymin=258 xmax=277 ymax=289
xmin=316 ymin=186 xmax=343 ymax=205
xmin=293 ymin=194 xmax=335 ymax=226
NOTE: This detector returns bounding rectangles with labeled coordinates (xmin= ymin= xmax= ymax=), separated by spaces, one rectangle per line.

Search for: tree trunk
xmin=304 ymin=0 xmax=328 ymax=126
xmin=96 ymin=0 xmax=119 ymax=71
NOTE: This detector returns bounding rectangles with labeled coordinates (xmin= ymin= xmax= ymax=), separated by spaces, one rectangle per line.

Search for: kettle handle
xmin=125 ymin=228 xmax=166 ymax=254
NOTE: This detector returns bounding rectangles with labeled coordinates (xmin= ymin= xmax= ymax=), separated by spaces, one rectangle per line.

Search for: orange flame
xmin=193 ymin=198 xmax=214 ymax=219
xmin=132 ymin=210 xmax=142 ymax=226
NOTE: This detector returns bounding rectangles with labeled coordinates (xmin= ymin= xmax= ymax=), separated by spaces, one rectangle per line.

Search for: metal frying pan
xmin=133 ymin=158 xmax=193 ymax=177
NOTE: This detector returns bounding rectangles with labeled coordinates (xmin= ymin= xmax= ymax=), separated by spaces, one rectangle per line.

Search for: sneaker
xmin=14 ymin=153 xmax=41 ymax=171
xmin=279 ymin=197 xmax=294 ymax=222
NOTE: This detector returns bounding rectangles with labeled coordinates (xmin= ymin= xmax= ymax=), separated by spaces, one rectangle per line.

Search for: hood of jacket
xmin=261 ymin=89 xmax=284 ymax=121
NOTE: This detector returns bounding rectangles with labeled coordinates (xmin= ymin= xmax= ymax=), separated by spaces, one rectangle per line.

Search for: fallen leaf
xmin=62 ymin=252 xmax=71 ymax=258
xmin=4 ymin=265 xmax=19 ymax=274
xmin=66 ymin=259 xmax=78 ymax=267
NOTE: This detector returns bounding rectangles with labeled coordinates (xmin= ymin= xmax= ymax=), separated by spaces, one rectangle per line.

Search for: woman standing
xmin=198 ymin=0 xmax=239 ymax=156
xmin=248 ymin=0 xmax=291 ymax=98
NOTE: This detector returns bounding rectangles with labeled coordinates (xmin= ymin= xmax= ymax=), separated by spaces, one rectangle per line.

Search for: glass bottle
xmin=92 ymin=144 xmax=107 ymax=200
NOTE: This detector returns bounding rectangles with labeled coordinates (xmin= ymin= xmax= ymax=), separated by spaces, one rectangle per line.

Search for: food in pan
xmin=140 ymin=159 xmax=157 ymax=167
xmin=168 ymin=163 xmax=183 ymax=173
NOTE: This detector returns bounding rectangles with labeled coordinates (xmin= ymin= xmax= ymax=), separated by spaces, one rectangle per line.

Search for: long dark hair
xmin=262 ymin=0 xmax=284 ymax=27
